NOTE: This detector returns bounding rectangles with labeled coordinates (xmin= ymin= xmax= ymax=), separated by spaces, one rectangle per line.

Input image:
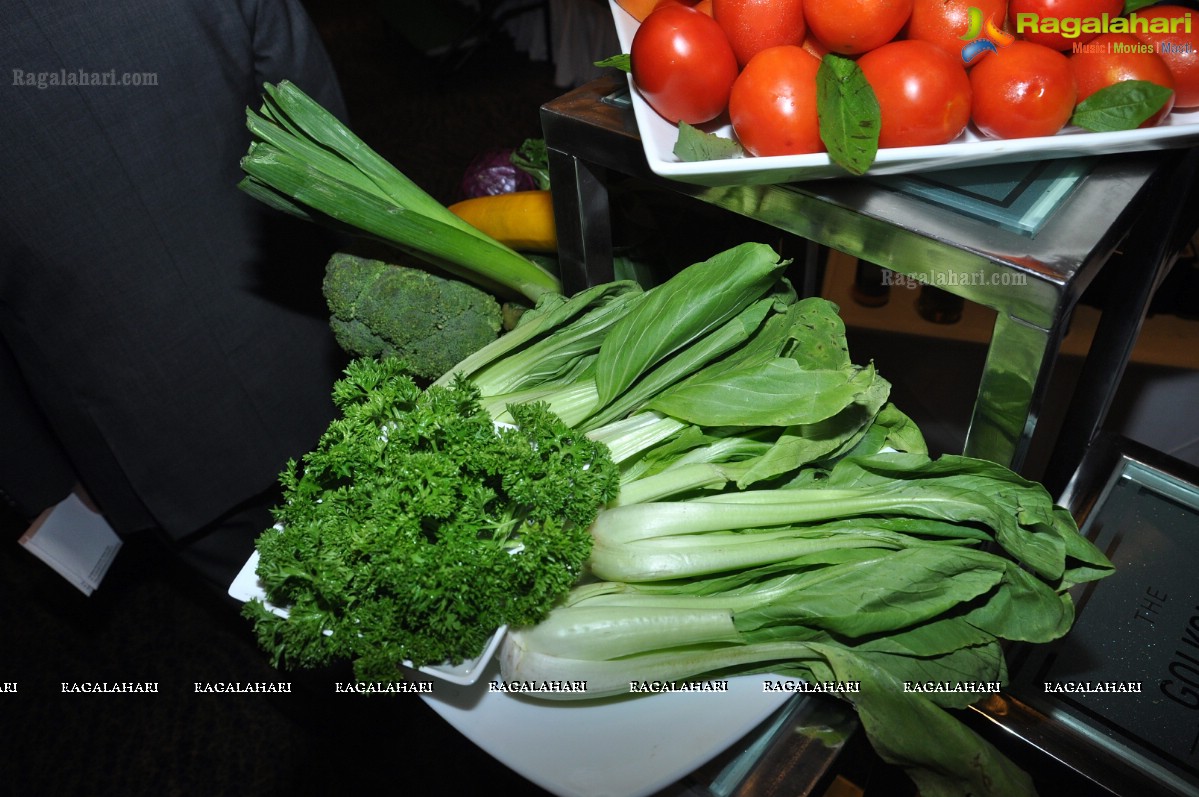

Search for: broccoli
xmin=322 ymin=252 xmax=503 ymax=380
xmin=244 ymin=356 xmax=620 ymax=682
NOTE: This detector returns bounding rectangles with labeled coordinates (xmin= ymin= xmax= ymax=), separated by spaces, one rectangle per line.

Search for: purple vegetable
xmin=458 ymin=147 xmax=537 ymax=199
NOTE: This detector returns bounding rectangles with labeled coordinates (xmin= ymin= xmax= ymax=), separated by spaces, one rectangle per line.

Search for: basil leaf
xmin=1070 ymin=79 xmax=1173 ymax=132
xmin=673 ymin=121 xmax=744 ymax=162
xmin=594 ymin=53 xmax=631 ymax=73
xmin=816 ymin=54 xmax=880 ymax=176
xmin=1124 ymin=0 xmax=1159 ymax=12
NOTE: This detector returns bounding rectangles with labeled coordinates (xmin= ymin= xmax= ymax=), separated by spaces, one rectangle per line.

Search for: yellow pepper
xmin=448 ymin=190 xmax=558 ymax=253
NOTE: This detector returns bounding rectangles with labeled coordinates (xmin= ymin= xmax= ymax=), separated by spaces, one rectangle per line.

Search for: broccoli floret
xmin=322 ymin=252 xmax=502 ymax=380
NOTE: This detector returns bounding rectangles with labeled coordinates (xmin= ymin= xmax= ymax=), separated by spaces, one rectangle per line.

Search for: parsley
xmin=244 ymin=356 xmax=619 ymax=682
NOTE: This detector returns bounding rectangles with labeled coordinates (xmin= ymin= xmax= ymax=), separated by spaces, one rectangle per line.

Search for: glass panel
xmin=1008 ymin=457 xmax=1199 ymax=796
xmin=869 ymin=157 xmax=1095 ymax=235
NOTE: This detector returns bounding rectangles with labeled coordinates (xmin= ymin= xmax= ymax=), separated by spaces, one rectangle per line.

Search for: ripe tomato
xmin=1070 ymin=33 xmax=1176 ymax=126
xmin=630 ymin=4 xmax=739 ymax=124
xmin=803 ymin=0 xmax=912 ymax=55
xmin=616 ymin=0 xmax=702 ymax=22
xmin=969 ymin=40 xmax=1076 ymax=138
xmin=1133 ymin=5 xmax=1199 ymax=108
xmin=713 ymin=0 xmax=806 ymax=67
xmin=906 ymin=0 xmax=1008 ymax=64
xmin=1007 ymin=0 xmax=1123 ymax=51
xmin=728 ymin=45 xmax=823 ymax=156
xmin=801 ymin=33 xmax=829 ymax=60
xmin=857 ymin=40 xmax=972 ymax=147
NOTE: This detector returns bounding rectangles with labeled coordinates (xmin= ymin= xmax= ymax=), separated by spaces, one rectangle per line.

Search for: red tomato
xmin=1007 ymin=0 xmax=1123 ymax=51
xmin=858 ymin=40 xmax=973 ymax=147
xmin=906 ymin=0 xmax=1008 ymax=64
xmin=713 ymin=0 xmax=806 ymax=67
xmin=616 ymin=0 xmax=702 ymax=22
xmin=630 ymin=4 xmax=739 ymax=124
xmin=1070 ymin=33 xmax=1176 ymax=126
xmin=801 ymin=33 xmax=829 ymax=60
xmin=803 ymin=0 xmax=912 ymax=55
xmin=728 ymin=45 xmax=823 ymax=156
xmin=969 ymin=40 xmax=1076 ymax=138
xmin=1133 ymin=5 xmax=1199 ymax=108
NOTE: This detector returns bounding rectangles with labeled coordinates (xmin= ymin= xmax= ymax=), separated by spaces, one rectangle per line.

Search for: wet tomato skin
xmin=1007 ymin=0 xmax=1124 ymax=51
xmin=728 ymin=44 xmax=824 ymax=156
xmin=1131 ymin=5 xmax=1198 ymax=109
xmin=631 ymin=4 xmax=739 ymax=124
xmin=969 ymin=40 xmax=1077 ymax=138
xmin=857 ymin=39 xmax=973 ymax=147
xmin=713 ymin=0 xmax=806 ymax=67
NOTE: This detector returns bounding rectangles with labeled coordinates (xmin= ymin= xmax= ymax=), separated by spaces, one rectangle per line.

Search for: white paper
xmin=19 ymin=493 xmax=122 ymax=596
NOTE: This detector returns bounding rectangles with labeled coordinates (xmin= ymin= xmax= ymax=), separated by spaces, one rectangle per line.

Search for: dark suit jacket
xmin=1 ymin=0 xmax=350 ymax=539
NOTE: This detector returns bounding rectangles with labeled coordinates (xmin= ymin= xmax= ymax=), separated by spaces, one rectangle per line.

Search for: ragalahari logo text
xmin=960 ymin=7 xmax=1016 ymax=64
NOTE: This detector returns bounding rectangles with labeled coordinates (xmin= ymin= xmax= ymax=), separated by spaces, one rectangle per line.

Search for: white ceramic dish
xmin=231 ymin=549 xmax=800 ymax=795
xmin=419 ymin=660 xmax=798 ymax=797
xmin=228 ymin=550 xmax=506 ymax=686
xmin=609 ymin=0 xmax=1199 ymax=185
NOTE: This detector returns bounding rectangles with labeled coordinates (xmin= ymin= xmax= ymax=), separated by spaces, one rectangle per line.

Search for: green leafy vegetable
xmin=500 ymin=450 xmax=1112 ymax=797
xmin=1070 ymin=79 xmax=1174 ymax=132
xmin=244 ymin=357 xmax=619 ymax=681
xmin=245 ymin=231 xmax=1113 ymax=797
xmin=817 ymin=54 xmax=881 ymax=176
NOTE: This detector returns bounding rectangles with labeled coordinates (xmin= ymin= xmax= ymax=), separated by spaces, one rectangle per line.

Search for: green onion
xmin=239 ymin=81 xmax=560 ymax=303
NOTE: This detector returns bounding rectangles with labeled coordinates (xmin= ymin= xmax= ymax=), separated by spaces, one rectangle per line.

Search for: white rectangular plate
xmin=609 ymin=0 xmax=1199 ymax=185
xmin=420 ymin=662 xmax=799 ymax=797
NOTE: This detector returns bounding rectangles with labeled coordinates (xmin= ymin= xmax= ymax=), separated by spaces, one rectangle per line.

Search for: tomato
xmin=1133 ymin=5 xmax=1199 ymax=108
xmin=1070 ymin=33 xmax=1176 ymax=126
xmin=616 ymin=0 xmax=702 ymax=22
xmin=969 ymin=40 xmax=1076 ymax=138
xmin=801 ymin=33 xmax=829 ymax=60
xmin=857 ymin=40 xmax=972 ymax=147
xmin=906 ymin=0 xmax=1008 ymax=64
xmin=1007 ymin=0 xmax=1123 ymax=51
xmin=803 ymin=0 xmax=912 ymax=55
xmin=630 ymin=4 xmax=739 ymax=124
xmin=712 ymin=0 xmax=806 ymax=67
xmin=728 ymin=45 xmax=823 ymax=156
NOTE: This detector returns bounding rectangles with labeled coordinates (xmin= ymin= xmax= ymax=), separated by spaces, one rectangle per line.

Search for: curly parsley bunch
xmin=244 ymin=356 xmax=619 ymax=682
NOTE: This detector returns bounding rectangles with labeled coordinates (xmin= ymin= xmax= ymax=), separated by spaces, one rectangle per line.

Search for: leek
xmin=239 ymin=81 xmax=560 ymax=302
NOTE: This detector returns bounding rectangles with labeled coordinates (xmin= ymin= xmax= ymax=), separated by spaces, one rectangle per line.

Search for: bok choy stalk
xmin=239 ymin=81 xmax=559 ymax=303
xmin=435 ymin=242 xmax=916 ymax=497
xmin=498 ymin=452 xmax=1114 ymax=797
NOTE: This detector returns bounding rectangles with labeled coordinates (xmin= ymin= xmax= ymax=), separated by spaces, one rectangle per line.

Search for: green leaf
xmin=816 ymin=54 xmax=880 ymax=176
xmin=1070 ymin=79 xmax=1173 ymax=132
xmin=647 ymin=360 xmax=875 ymax=427
xmin=511 ymin=138 xmax=551 ymax=190
xmin=594 ymin=53 xmax=631 ymax=73
xmin=673 ymin=121 xmax=744 ymax=162
xmin=808 ymin=643 xmax=1039 ymax=797
xmin=593 ymin=242 xmax=786 ymax=406
xmin=1124 ymin=0 xmax=1159 ymax=12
